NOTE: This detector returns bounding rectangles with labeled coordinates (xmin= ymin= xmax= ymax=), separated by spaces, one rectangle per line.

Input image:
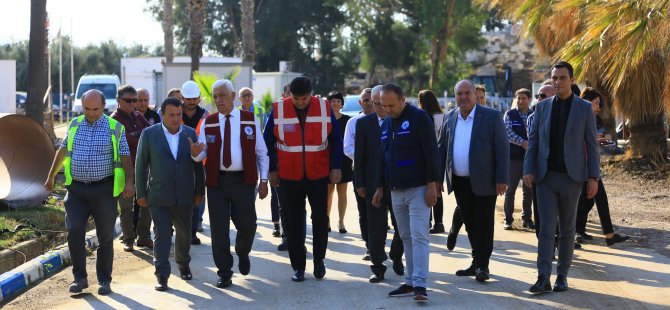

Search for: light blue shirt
xmin=452 ymin=104 xmax=477 ymax=177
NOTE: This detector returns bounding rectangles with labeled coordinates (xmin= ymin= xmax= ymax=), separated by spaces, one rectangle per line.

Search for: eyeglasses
xmin=121 ymin=98 xmax=137 ymax=103
xmin=240 ymin=93 xmax=252 ymax=98
xmin=535 ymin=93 xmax=547 ymax=100
xmin=361 ymin=98 xmax=371 ymax=103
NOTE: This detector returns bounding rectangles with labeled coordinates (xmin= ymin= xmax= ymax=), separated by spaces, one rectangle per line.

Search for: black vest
xmin=507 ymin=108 xmax=528 ymax=160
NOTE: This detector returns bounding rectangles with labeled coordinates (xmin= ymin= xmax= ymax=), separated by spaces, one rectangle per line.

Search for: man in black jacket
xmin=372 ymin=83 xmax=439 ymax=302
xmin=355 ymin=85 xmax=404 ymax=284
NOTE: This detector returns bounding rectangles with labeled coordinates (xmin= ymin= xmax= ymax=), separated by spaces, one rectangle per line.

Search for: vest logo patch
xmin=284 ymin=124 xmax=297 ymax=132
xmin=244 ymin=126 xmax=254 ymax=136
xmin=401 ymin=120 xmax=409 ymax=130
xmin=206 ymin=135 xmax=216 ymax=143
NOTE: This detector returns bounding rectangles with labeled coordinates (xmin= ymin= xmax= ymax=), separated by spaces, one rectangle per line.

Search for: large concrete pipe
xmin=0 ymin=113 xmax=55 ymax=208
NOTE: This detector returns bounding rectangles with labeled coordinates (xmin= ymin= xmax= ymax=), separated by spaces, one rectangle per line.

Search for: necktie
xmin=223 ymin=114 xmax=232 ymax=168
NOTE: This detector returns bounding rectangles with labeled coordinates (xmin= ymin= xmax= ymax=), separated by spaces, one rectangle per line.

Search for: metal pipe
xmin=0 ymin=113 xmax=55 ymax=208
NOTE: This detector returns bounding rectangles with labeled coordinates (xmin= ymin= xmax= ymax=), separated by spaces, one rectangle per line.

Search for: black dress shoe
xmin=529 ymin=274 xmax=552 ymax=293
xmin=179 ymin=266 xmax=193 ymax=280
xmin=362 ymin=249 xmax=371 ymax=261
xmin=446 ymin=231 xmax=457 ymax=251
xmin=216 ymin=277 xmax=232 ymax=288
xmin=272 ymin=224 xmax=281 ymax=237
xmin=523 ymin=220 xmax=536 ymax=229
xmin=369 ymin=273 xmax=384 ymax=283
xmin=553 ymin=275 xmax=568 ymax=292
xmin=429 ymin=223 xmax=445 ymax=234
xmin=606 ymin=234 xmax=629 ymax=247
xmin=292 ymin=270 xmax=305 ymax=282
xmin=239 ymin=255 xmax=251 ymax=275
xmin=455 ymin=265 xmax=476 ymax=276
xmin=313 ymin=260 xmax=326 ymax=279
xmin=577 ymin=231 xmax=594 ymax=241
xmin=277 ymin=241 xmax=288 ymax=251
xmin=191 ymin=236 xmax=201 ymax=245
xmin=392 ymin=258 xmax=404 ymax=276
xmin=155 ymin=277 xmax=168 ymax=291
xmin=475 ymin=268 xmax=490 ymax=282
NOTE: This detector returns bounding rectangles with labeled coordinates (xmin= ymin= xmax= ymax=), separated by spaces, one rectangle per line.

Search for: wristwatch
xmin=260 ymin=179 xmax=268 ymax=183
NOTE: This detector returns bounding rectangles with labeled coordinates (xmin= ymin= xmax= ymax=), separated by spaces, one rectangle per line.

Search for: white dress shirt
xmin=452 ymin=104 xmax=477 ymax=177
xmin=343 ymin=113 xmax=365 ymax=160
xmin=193 ymin=108 xmax=269 ymax=179
xmin=162 ymin=124 xmax=182 ymax=160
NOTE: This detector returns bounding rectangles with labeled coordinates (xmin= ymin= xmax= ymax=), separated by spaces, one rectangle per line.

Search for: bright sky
xmin=0 ymin=0 xmax=164 ymax=47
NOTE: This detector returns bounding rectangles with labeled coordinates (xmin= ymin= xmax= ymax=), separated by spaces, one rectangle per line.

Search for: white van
xmin=71 ymin=74 xmax=120 ymax=115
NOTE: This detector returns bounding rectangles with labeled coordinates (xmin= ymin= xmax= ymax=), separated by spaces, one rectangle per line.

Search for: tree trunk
xmin=627 ymin=114 xmax=668 ymax=163
xmin=240 ymin=0 xmax=255 ymax=63
xmin=26 ymin=0 xmax=48 ymax=126
xmin=428 ymin=0 xmax=456 ymax=89
xmin=189 ymin=0 xmax=206 ymax=78
xmin=163 ymin=0 xmax=174 ymax=63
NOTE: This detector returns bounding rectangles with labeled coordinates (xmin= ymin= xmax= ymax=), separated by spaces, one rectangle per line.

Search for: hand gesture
xmin=188 ymin=137 xmax=205 ymax=157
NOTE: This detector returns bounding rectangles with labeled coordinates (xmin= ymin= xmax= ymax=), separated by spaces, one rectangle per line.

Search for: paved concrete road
xmin=4 ymin=187 xmax=670 ymax=309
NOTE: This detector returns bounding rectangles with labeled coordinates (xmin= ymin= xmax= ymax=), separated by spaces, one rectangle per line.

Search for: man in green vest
xmin=238 ymin=87 xmax=267 ymax=130
xmin=44 ymin=89 xmax=135 ymax=295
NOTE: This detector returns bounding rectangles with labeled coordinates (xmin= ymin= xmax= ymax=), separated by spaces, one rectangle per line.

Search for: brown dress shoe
xmin=137 ymin=239 xmax=154 ymax=249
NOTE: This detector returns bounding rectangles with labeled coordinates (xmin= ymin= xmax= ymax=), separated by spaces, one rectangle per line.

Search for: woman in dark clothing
xmin=576 ymin=88 xmax=629 ymax=246
xmin=417 ymin=90 xmax=446 ymax=234
xmin=327 ymin=91 xmax=352 ymax=233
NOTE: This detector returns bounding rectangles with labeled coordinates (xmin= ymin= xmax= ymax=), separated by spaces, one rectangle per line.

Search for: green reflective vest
xmin=63 ymin=115 xmax=126 ymax=197
xmin=239 ymin=104 xmax=267 ymax=131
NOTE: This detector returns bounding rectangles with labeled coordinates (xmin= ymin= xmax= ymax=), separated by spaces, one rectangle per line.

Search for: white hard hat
xmin=181 ymin=80 xmax=200 ymax=98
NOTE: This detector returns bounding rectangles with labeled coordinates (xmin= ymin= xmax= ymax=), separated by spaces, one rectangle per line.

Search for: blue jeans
xmin=391 ymin=185 xmax=431 ymax=288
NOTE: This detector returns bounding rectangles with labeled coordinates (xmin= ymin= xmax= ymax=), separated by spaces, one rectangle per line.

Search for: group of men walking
xmin=43 ymin=60 xmax=616 ymax=302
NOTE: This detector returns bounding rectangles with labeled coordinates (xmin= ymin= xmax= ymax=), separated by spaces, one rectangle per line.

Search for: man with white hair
xmin=181 ymin=80 xmax=209 ymax=245
xmin=238 ymin=87 xmax=267 ymax=130
xmin=190 ymin=79 xmax=269 ymax=289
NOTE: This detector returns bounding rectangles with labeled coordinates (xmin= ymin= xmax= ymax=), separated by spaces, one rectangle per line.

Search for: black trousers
xmin=64 ymin=177 xmax=118 ymax=283
xmin=207 ymin=173 xmax=257 ymax=279
xmin=279 ymin=177 xmax=329 ymax=271
xmin=270 ymin=186 xmax=281 ymax=223
xmin=429 ymin=197 xmax=444 ymax=225
xmin=366 ymin=188 xmax=404 ymax=275
xmin=576 ymin=179 xmax=614 ymax=235
xmin=452 ymin=176 xmax=496 ymax=270
xmin=448 ymin=206 xmax=464 ymax=235
xmin=354 ymin=187 xmax=368 ymax=249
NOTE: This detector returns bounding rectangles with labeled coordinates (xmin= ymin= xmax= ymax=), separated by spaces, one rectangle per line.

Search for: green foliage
xmin=192 ymin=67 xmax=241 ymax=107
xmin=0 ymin=204 xmax=66 ymax=249
xmin=260 ymin=91 xmax=274 ymax=113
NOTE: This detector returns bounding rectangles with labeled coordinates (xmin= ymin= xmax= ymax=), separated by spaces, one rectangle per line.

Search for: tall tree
xmin=478 ymin=0 xmax=670 ymax=162
xmin=240 ymin=0 xmax=255 ymax=63
xmin=26 ymin=0 xmax=48 ymax=125
xmin=188 ymin=0 xmax=206 ymax=78
xmin=163 ymin=0 xmax=175 ymax=63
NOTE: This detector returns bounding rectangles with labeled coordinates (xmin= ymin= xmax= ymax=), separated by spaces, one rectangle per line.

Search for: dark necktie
xmin=223 ymin=114 xmax=232 ymax=168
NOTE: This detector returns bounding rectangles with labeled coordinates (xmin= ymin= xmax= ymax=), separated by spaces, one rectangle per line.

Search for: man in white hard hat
xmin=181 ymin=80 xmax=209 ymax=245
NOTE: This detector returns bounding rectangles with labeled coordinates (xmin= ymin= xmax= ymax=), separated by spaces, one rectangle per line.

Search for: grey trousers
xmin=504 ymin=159 xmax=533 ymax=223
xmin=64 ymin=177 xmax=118 ymax=283
xmin=119 ymin=196 xmax=152 ymax=242
xmin=535 ymin=171 xmax=583 ymax=277
xmin=149 ymin=205 xmax=193 ymax=278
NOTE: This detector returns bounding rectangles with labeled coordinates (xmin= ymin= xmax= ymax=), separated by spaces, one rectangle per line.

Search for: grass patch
xmin=0 ymin=204 xmax=67 ymax=250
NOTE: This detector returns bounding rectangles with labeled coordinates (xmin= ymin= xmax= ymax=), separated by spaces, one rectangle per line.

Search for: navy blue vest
xmin=507 ymin=108 xmax=527 ymax=160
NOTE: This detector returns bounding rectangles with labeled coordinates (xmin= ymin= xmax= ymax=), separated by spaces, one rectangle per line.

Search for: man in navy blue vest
xmin=503 ymin=88 xmax=534 ymax=230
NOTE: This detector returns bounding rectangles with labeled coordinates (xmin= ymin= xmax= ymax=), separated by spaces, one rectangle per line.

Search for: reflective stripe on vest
xmin=63 ymin=115 xmax=125 ymax=197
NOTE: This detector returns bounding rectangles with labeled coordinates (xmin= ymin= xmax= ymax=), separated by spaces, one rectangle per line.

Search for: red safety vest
xmin=273 ymin=96 xmax=332 ymax=181
xmin=203 ymin=111 xmax=258 ymax=186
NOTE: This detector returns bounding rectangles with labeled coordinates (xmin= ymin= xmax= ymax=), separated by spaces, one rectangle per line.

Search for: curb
xmin=0 ymin=218 xmax=121 ymax=302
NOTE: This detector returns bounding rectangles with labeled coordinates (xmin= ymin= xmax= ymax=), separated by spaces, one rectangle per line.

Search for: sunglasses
xmin=535 ymin=93 xmax=547 ymax=100
xmin=121 ymin=98 xmax=138 ymax=103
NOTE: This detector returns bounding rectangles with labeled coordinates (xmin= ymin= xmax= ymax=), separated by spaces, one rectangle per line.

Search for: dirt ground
xmin=598 ymin=156 xmax=670 ymax=258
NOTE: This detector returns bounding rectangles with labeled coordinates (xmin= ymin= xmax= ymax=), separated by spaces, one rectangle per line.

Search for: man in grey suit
xmin=438 ymin=79 xmax=509 ymax=282
xmin=135 ymin=97 xmax=205 ymax=291
xmin=524 ymin=61 xmax=599 ymax=293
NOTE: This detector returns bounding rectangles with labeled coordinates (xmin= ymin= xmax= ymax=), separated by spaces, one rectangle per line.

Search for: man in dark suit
xmin=438 ymin=79 xmax=509 ymax=282
xmin=524 ymin=61 xmax=600 ymax=293
xmin=135 ymin=97 xmax=205 ymax=291
xmin=354 ymin=85 xmax=404 ymax=283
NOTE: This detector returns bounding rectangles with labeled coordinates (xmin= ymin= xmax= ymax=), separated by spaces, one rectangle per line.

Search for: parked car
xmin=71 ymin=74 xmax=120 ymax=115
xmin=15 ymin=91 xmax=27 ymax=114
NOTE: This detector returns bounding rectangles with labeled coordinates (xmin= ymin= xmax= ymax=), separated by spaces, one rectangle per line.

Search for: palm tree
xmin=26 ymin=0 xmax=48 ymax=126
xmin=188 ymin=0 xmax=206 ymax=78
xmin=477 ymin=0 xmax=670 ymax=162
xmin=163 ymin=0 xmax=175 ymax=64
xmin=240 ymin=0 xmax=255 ymax=64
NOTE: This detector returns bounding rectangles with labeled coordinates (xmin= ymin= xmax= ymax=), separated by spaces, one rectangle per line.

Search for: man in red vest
xmin=263 ymin=76 xmax=343 ymax=282
xmin=190 ymin=79 xmax=269 ymax=289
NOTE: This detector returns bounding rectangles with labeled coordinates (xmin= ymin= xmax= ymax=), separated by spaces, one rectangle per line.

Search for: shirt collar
xmin=219 ymin=107 xmax=240 ymax=119
xmin=458 ymin=103 xmax=477 ymax=121
xmin=162 ymin=123 xmax=182 ymax=136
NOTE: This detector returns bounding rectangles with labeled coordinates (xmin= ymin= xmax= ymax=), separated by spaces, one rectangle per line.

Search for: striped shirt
xmin=60 ymin=115 xmax=130 ymax=182
xmin=504 ymin=110 xmax=529 ymax=146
